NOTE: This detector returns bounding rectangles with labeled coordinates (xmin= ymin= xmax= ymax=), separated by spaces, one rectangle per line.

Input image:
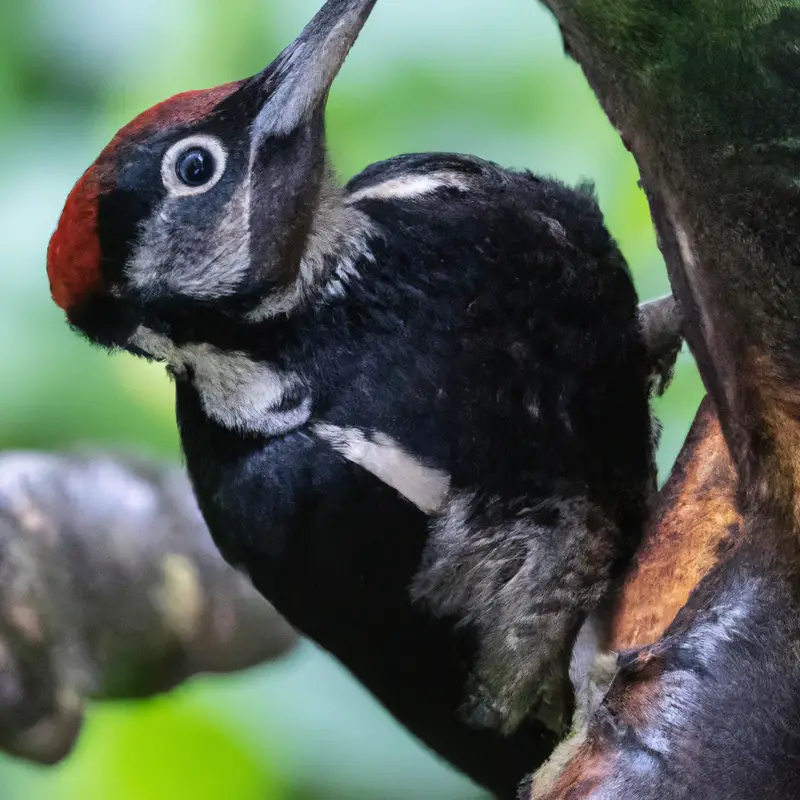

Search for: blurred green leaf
xmin=4 ymin=691 xmax=285 ymax=800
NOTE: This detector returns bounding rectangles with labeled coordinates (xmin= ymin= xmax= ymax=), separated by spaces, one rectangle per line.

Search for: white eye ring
xmin=161 ymin=134 xmax=228 ymax=197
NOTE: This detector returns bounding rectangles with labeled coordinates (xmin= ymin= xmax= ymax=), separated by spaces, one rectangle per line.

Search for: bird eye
xmin=176 ymin=147 xmax=215 ymax=186
xmin=161 ymin=134 xmax=227 ymax=197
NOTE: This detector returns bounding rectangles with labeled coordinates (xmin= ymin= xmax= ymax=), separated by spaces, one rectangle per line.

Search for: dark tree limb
xmin=525 ymin=3 xmax=800 ymax=798
xmin=539 ymin=0 xmax=800 ymax=509
xmin=0 ymin=451 xmax=296 ymax=765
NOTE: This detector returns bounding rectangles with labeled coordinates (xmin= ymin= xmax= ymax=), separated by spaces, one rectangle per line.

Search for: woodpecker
xmin=45 ymin=0 xmax=678 ymax=795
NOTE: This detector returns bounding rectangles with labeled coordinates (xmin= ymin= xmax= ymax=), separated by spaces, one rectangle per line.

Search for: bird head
xmin=46 ymin=0 xmax=377 ymax=353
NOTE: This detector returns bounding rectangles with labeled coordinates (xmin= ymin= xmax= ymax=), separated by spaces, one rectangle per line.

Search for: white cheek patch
xmin=312 ymin=424 xmax=450 ymax=514
xmin=126 ymin=183 xmax=251 ymax=300
xmin=345 ymin=172 xmax=471 ymax=204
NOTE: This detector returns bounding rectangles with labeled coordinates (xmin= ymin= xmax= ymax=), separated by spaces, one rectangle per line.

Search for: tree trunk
xmin=528 ymin=3 xmax=800 ymax=797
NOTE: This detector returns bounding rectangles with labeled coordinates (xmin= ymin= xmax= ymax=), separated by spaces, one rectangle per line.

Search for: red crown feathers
xmin=47 ymin=81 xmax=242 ymax=311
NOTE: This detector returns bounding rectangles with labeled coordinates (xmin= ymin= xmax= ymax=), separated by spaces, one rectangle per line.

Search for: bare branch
xmin=0 ymin=451 xmax=296 ymax=765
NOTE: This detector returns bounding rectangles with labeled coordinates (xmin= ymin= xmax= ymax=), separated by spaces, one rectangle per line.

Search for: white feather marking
xmin=540 ymin=214 xmax=567 ymax=241
xmin=312 ymin=423 xmax=450 ymax=514
xmin=246 ymin=196 xmax=376 ymax=320
xmin=345 ymin=172 xmax=471 ymax=204
xmin=127 ymin=183 xmax=251 ymax=300
xmin=131 ymin=327 xmax=311 ymax=436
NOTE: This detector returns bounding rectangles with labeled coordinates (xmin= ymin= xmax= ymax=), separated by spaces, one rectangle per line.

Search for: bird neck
xmin=127 ymin=167 xmax=382 ymax=436
xmin=245 ymin=167 xmax=377 ymax=320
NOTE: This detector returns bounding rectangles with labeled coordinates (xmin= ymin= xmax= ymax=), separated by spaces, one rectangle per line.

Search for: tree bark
xmin=608 ymin=396 xmax=738 ymax=652
xmin=540 ymin=0 xmax=800 ymax=506
xmin=527 ymin=3 xmax=800 ymax=797
xmin=0 ymin=451 xmax=296 ymax=765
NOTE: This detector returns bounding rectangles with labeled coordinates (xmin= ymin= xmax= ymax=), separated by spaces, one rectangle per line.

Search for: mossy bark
xmin=543 ymin=0 xmax=800 ymax=505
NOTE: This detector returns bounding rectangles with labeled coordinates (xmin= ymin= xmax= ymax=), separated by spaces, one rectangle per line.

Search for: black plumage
xmin=169 ymin=154 xmax=654 ymax=794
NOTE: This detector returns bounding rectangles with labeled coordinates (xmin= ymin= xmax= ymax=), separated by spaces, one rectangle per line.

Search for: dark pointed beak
xmin=252 ymin=0 xmax=378 ymax=139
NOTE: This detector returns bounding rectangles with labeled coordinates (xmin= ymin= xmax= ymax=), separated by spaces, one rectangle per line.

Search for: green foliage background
xmin=0 ymin=0 xmax=703 ymax=797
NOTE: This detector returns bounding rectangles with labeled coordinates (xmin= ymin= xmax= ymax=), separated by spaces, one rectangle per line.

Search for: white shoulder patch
xmin=312 ymin=423 xmax=450 ymax=514
xmin=346 ymin=172 xmax=471 ymax=204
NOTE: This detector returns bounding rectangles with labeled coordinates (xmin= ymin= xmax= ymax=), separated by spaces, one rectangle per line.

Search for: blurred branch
xmin=0 ymin=451 xmax=296 ymax=765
